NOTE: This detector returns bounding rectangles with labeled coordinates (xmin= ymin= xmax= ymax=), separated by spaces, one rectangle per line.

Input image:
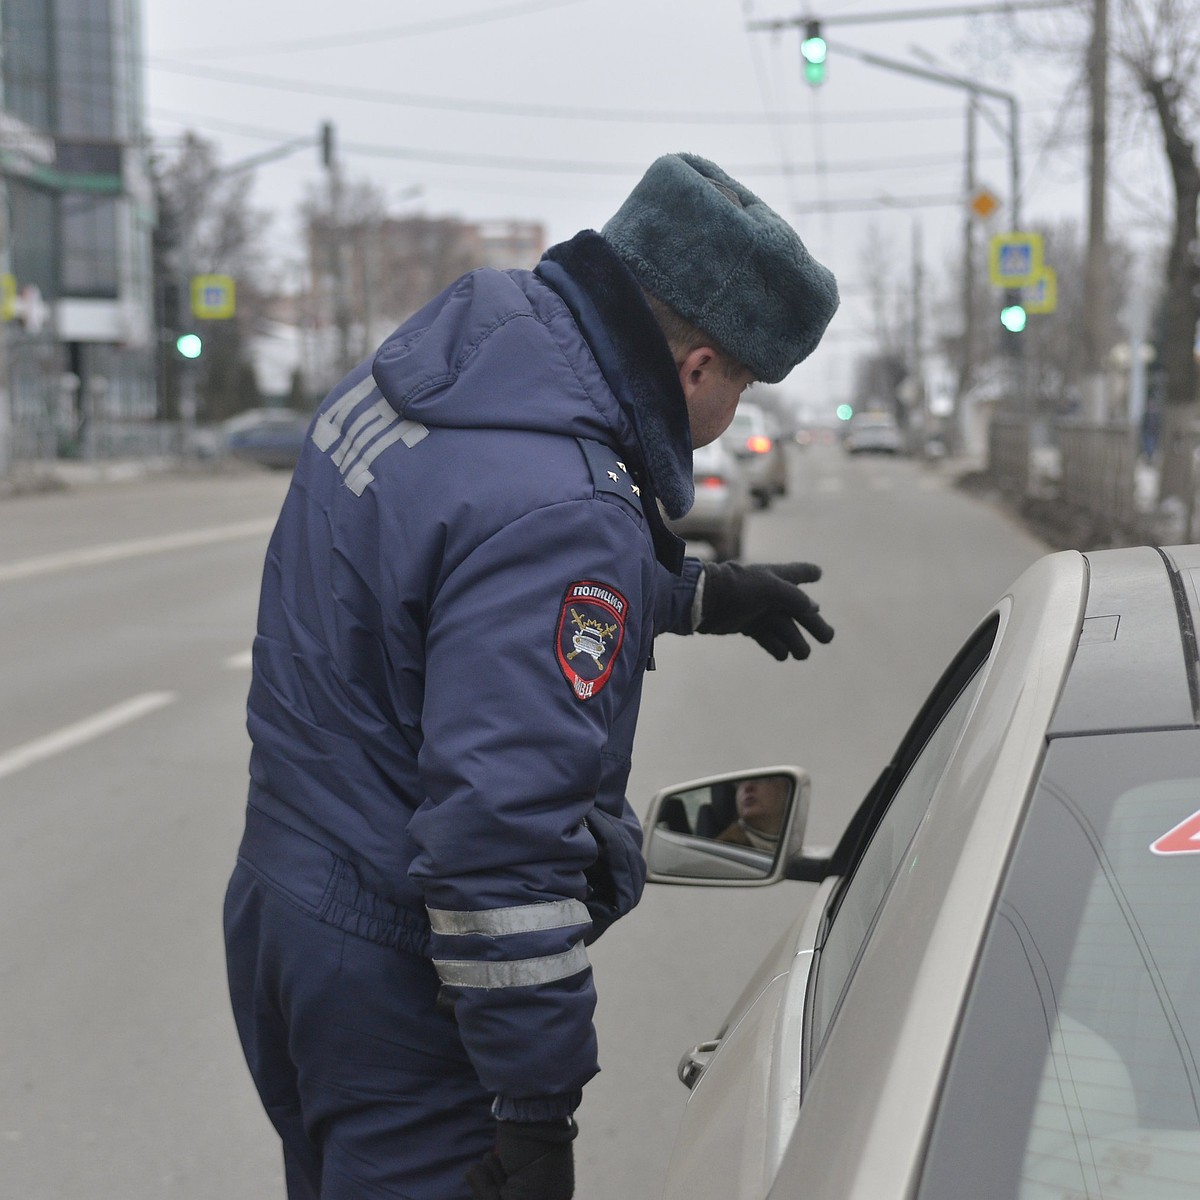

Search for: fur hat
xmin=601 ymin=153 xmax=839 ymax=384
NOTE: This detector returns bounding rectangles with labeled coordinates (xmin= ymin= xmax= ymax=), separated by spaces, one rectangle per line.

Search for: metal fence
xmin=1055 ymin=421 xmax=1140 ymax=534
xmin=987 ymin=415 xmax=1031 ymax=499
xmin=986 ymin=415 xmax=1156 ymax=544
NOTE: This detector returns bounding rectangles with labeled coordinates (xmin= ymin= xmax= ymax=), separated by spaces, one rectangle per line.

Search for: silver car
xmin=844 ymin=410 xmax=903 ymax=454
xmin=725 ymin=403 xmax=788 ymax=507
xmin=645 ymin=544 xmax=1200 ymax=1200
xmin=666 ymin=438 xmax=750 ymax=561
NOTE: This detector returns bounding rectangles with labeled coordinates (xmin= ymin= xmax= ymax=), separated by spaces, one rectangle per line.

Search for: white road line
xmin=0 ymin=692 xmax=178 ymax=782
xmin=0 ymin=518 xmax=277 ymax=584
xmin=224 ymin=649 xmax=254 ymax=670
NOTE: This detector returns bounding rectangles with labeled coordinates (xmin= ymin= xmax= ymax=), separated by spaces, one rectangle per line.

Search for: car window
xmin=808 ymin=657 xmax=989 ymax=1058
xmin=919 ymin=729 xmax=1200 ymax=1200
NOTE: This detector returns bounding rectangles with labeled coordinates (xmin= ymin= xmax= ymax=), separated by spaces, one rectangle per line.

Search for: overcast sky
xmin=140 ymin=0 xmax=1159 ymax=411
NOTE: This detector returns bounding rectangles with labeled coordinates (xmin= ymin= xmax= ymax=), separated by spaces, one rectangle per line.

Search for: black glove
xmin=697 ymin=561 xmax=834 ymax=661
xmin=466 ymin=1118 xmax=578 ymax=1200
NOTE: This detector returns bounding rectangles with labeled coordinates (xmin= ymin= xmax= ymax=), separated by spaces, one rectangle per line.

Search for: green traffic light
xmin=1000 ymin=305 xmax=1027 ymax=333
xmin=836 ymin=404 xmax=854 ymax=421
xmin=176 ymin=333 xmax=203 ymax=359
xmin=801 ymin=21 xmax=826 ymax=87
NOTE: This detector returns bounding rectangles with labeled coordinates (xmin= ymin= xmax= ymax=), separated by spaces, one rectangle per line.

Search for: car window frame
xmin=802 ymin=613 xmax=1000 ymax=1072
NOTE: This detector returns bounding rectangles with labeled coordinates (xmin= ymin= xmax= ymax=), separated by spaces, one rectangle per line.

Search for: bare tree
xmin=1018 ymin=0 xmax=1200 ymax=502
xmin=1116 ymin=0 xmax=1200 ymax=503
xmin=301 ymin=182 xmax=492 ymax=390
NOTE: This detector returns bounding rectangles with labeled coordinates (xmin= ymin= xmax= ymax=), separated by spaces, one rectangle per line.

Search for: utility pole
xmin=1083 ymin=0 xmax=1108 ymax=420
xmin=955 ymin=96 xmax=979 ymax=454
xmin=910 ymin=219 xmax=926 ymax=447
xmin=321 ymin=121 xmax=353 ymax=378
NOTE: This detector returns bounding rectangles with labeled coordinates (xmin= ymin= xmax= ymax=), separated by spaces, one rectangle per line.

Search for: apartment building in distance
xmin=0 ymin=0 xmax=155 ymax=467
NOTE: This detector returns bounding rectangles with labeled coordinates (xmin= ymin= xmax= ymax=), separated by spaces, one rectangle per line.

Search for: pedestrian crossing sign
xmin=988 ymin=233 xmax=1044 ymax=287
xmin=1023 ymin=267 xmax=1057 ymax=315
xmin=191 ymin=274 xmax=236 ymax=319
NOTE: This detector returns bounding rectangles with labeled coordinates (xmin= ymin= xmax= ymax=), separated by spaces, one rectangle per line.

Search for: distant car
xmin=725 ymin=403 xmax=788 ymax=507
xmin=844 ymin=410 xmax=903 ymax=454
xmin=643 ymin=544 xmax=1200 ymax=1200
xmin=223 ymin=408 xmax=312 ymax=470
xmin=667 ymin=437 xmax=749 ymax=561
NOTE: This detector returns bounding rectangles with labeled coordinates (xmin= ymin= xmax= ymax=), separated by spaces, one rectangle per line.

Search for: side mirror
xmin=643 ymin=767 xmax=812 ymax=886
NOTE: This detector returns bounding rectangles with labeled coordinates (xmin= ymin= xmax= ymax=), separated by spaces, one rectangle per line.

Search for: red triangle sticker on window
xmin=1150 ymin=808 xmax=1200 ymax=855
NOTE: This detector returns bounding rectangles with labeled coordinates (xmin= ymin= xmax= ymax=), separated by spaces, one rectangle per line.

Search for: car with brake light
xmin=644 ymin=543 xmax=1200 ymax=1200
xmin=666 ymin=437 xmax=750 ymax=561
xmin=724 ymin=403 xmax=788 ymax=507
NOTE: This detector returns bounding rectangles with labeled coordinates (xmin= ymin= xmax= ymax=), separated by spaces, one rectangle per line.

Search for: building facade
xmin=1 ymin=0 xmax=155 ymax=468
xmin=297 ymin=211 xmax=546 ymax=395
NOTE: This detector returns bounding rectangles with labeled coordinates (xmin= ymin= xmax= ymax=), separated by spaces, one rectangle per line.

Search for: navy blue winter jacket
xmin=237 ymin=231 xmax=702 ymax=1122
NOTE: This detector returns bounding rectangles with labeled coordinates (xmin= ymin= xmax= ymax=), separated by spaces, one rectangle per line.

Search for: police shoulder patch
xmin=555 ymin=580 xmax=628 ymax=701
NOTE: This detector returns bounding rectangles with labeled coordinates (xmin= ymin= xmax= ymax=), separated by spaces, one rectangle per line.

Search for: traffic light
xmin=836 ymin=403 xmax=854 ymax=422
xmin=999 ymin=290 xmax=1027 ymax=334
xmin=176 ymin=332 xmax=203 ymax=360
xmin=801 ymin=21 xmax=827 ymax=87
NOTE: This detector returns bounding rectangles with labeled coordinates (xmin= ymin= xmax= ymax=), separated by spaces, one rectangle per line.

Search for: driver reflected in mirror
xmin=715 ymin=775 xmax=790 ymax=852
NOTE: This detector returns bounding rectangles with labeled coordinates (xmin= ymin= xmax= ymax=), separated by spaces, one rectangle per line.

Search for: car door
xmin=662 ymin=620 xmax=1000 ymax=1200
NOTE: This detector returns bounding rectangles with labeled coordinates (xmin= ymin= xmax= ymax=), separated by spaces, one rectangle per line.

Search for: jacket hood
xmin=371 ymin=265 xmax=632 ymax=449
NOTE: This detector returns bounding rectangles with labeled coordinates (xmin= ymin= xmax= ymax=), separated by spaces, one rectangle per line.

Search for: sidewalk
xmin=0 ymin=454 xmax=254 ymax=500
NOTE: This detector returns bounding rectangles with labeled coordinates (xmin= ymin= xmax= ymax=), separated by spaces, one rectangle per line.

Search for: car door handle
xmin=678 ymin=1039 xmax=722 ymax=1090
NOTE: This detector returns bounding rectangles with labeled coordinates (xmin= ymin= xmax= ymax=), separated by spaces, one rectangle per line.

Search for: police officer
xmin=224 ymin=152 xmax=838 ymax=1200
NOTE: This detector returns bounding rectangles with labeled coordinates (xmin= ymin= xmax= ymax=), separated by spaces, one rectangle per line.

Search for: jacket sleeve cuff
xmin=653 ymin=556 xmax=704 ymax=636
xmin=492 ymin=1090 xmax=583 ymax=1122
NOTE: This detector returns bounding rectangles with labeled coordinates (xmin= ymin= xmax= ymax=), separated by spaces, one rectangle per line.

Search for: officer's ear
xmin=676 ymin=347 xmax=722 ymax=403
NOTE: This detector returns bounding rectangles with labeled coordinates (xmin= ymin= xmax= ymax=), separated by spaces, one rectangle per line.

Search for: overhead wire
xmin=159 ymin=0 xmax=594 ymax=60
xmin=141 ymin=57 xmax=969 ymax=126
xmin=147 ymin=106 xmax=1007 ymax=179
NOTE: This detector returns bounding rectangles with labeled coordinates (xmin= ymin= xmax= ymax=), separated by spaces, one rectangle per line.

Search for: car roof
xmin=1049 ymin=545 xmax=1199 ymax=736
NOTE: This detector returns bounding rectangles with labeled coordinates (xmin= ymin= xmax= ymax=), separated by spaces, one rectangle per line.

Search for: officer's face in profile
xmin=679 ymin=348 xmax=755 ymax=447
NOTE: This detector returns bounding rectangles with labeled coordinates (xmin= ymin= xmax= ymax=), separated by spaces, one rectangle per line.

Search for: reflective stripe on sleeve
xmin=433 ymin=943 xmax=590 ymax=990
xmin=427 ymin=898 xmax=591 ymax=938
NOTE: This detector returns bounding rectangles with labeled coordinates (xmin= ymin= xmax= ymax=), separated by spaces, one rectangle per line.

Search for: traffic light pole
xmin=821 ymin=40 xmax=1021 ymax=234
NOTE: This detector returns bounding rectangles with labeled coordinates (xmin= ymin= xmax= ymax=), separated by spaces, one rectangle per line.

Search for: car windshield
xmin=919 ymin=729 xmax=1200 ymax=1199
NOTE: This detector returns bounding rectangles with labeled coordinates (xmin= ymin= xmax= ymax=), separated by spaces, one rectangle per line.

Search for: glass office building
xmin=1 ymin=0 xmax=155 ymax=461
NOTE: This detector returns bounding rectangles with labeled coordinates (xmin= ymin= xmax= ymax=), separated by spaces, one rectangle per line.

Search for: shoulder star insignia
xmin=630 ymin=483 xmax=641 ymax=496
xmin=617 ymin=461 xmax=627 ymax=473
xmin=607 ymin=471 xmax=620 ymax=483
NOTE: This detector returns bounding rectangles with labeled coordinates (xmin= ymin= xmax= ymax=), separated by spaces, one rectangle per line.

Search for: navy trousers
xmin=224 ymin=865 xmax=495 ymax=1199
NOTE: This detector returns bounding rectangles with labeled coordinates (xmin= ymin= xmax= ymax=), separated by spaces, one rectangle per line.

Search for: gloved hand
xmin=466 ymin=1118 xmax=577 ymax=1200
xmin=697 ymin=561 xmax=834 ymax=661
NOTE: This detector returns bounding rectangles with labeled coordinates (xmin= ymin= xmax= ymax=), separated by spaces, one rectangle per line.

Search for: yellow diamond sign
xmin=969 ymin=188 xmax=1000 ymax=220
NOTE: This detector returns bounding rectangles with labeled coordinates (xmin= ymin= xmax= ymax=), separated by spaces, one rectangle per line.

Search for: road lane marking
xmin=0 ymin=518 xmax=277 ymax=584
xmin=224 ymin=649 xmax=253 ymax=670
xmin=0 ymin=692 xmax=178 ymax=781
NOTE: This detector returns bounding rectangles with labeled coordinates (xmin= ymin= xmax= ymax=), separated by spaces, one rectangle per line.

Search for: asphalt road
xmin=0 ymin=447 xmax=1049 ymax=1199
